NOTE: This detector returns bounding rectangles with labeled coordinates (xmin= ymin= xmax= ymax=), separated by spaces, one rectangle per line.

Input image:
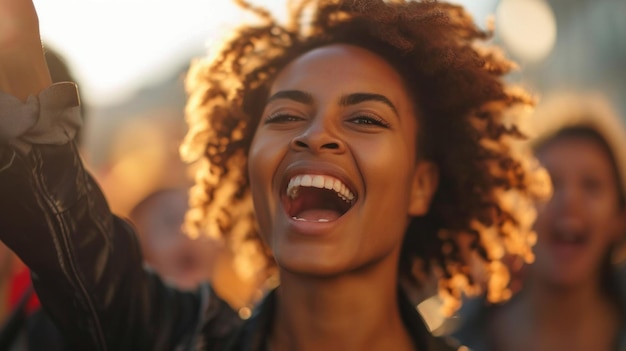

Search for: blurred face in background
xmin=532 ymin=131 xmax=625 ymax=289
xmin=130 ymin=188 xmax=221 ymax=291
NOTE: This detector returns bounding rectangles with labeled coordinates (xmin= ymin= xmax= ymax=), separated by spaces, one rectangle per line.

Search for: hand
xmin=0 ymin=0 xmax=39 ymax=45
xmin=0 ymin=0 xmax=51 ymax=100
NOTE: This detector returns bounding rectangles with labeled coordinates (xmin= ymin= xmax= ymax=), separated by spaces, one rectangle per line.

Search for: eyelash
xmin=264 ymin=112 xmax=391 ymax=129
xmin=264 ymin=113 xmax=305 ymax=124
xmin=348 ymin=114 xmax=391 ymax=128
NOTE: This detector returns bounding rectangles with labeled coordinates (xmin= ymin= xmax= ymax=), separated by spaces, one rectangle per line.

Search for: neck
xmin=492 ymin=270 xmax=622 ymax=351
xmin=270 ymin=258 xmax=415 ymax=351
xmin=530 ymin=275 xmax=610 ymax=317
xmin=493 ymin=272 xmax=623 ymax=351
xmin=518 ymin=270 xmax=621 ymax=335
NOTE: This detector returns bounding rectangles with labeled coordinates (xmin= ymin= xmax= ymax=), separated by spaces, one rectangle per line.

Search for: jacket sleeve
xmin=0 ymin=83 xmax=216 ymax=351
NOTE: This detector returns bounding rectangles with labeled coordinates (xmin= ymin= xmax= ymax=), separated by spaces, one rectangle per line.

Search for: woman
xmin=449 ymin=92 xmax=626 ymax=351
xmin=0 ymin=0 xmax=546 ymax=350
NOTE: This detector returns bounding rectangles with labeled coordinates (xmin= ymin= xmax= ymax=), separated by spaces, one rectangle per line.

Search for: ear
xmin=408 ymin=161 xmax=439 ymax=217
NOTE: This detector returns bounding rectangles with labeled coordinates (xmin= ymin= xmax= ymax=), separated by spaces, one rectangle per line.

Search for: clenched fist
xmin=0 ymin=0 xmax=51 ymax=100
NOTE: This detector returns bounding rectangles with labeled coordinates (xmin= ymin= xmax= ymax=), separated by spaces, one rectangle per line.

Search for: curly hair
xmin=180 ymin=0 xmax=550 ymax=313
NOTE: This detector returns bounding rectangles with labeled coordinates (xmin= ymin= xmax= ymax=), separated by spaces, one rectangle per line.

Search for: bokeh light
xmin=496 ymin=0 xmax=557 ymax=63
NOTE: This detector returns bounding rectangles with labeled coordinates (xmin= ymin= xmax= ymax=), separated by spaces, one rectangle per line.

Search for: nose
xmin=289 ymin=118 xmax=345 ymax=154
xmin=550 ymin=183 xmax=583 ymax=217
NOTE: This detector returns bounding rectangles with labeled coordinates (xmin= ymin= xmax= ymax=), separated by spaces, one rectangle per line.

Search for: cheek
xmin=367 ymin=149 xmax=412 ymax=190
xmin=371 ymin=133 xmax=415 ymax=182
xmin=596 ymin=211 xmax=623 ymax=246
xmin=585 ymin=195 xmax=622 ymax=236
xmin=354 ymin=135 xmax=416 ymax=221
xmin=248 ymin=134 xmax=286 ymax=237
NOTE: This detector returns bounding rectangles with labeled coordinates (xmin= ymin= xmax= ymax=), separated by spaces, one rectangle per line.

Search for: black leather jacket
xmin=0 ymin=84 xmax=458 ymax=351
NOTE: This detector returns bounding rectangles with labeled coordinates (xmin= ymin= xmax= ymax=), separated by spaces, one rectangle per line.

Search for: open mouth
xmin=176 ymin=252 xmax=200 ymax=274
xmin=283 ymin=174 xmax=357 ymax=222
xmin=551 ymin=229 xmax=588 ymax=246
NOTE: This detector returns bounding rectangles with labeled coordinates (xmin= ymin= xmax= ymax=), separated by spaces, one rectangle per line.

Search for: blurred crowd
xmin=0 ymin=45 xmax=263 ymax=350
xmin=0 ymin=0 xmax=625 ymax=350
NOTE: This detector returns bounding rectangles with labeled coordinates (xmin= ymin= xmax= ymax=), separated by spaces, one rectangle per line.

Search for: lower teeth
xmin=292 ymin=217 xmax=330 ymax=222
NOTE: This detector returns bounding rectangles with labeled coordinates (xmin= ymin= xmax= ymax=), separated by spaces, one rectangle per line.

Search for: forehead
xmin=538 ymin=137 xmax=617 ymax=176
xmin=269 ymin=44 xmax=412 ymax=107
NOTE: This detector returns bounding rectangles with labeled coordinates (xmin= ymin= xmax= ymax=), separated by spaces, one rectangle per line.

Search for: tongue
xmin=295 ymin=209 xmax=342 ymax=222
xmin=288 ymin=187 xmax=348 ymax=222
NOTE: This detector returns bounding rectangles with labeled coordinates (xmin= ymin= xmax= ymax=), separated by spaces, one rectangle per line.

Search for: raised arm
xmin=0 ymin=1 xmax=224 ymax=349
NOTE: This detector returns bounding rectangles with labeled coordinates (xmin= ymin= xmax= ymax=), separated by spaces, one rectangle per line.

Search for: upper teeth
xmin=287 ymin=174 xmax=355 ymax=202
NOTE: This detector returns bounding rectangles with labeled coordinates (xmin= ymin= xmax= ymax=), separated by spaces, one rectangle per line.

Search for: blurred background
xmin=11 ymin=0 xmax=624 ymax=332
xmin=32 ymin=0 xmax=625 ymax=167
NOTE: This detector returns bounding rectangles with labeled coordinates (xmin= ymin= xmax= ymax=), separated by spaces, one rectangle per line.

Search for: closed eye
xmin=347 ymin=114 xmax=391 ymax=128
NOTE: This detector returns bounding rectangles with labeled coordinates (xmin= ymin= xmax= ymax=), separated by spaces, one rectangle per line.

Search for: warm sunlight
xmin=32 ymin=0 xmax=495 ymax=106
xmin=33 ymin=0 xmax=285 ymax=105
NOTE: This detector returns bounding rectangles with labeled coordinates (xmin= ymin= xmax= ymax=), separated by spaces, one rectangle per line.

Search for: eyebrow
xmin=339 ymin=93 xmax=398 ymax=116
xmin=266 ymin=90 xmax=314 ymax=105
xmin=266 ymin=90 xmax=398 ymax=116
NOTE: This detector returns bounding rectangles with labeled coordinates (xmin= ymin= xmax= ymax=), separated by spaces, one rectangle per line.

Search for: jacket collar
xmin=221 ymin=287 xmax=456 ymax=351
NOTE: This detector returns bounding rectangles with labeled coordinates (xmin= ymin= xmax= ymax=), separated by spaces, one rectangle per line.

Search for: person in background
xmin=99 ymin=116 xmax=264 ymax=310
xmin=129 ymin=187 xmax=216 ymax=291
xmin=448 ymin=91 xmax=626 ymax=351
xmin=0 ymin=0 xmax=548 ymax=349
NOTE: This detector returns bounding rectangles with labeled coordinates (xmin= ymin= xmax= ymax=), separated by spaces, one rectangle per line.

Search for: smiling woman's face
xmin=533 ymin=134 xmax=624 ymax=287
xmin=247 ymin=44 xmax=437 ymax=277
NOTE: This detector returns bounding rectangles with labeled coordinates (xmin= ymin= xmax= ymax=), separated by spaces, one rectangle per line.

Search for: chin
xmin=275 ymin=252 xmax=353 ymax=278
xmin=540 ymin=271 xmax=591 ymax=291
